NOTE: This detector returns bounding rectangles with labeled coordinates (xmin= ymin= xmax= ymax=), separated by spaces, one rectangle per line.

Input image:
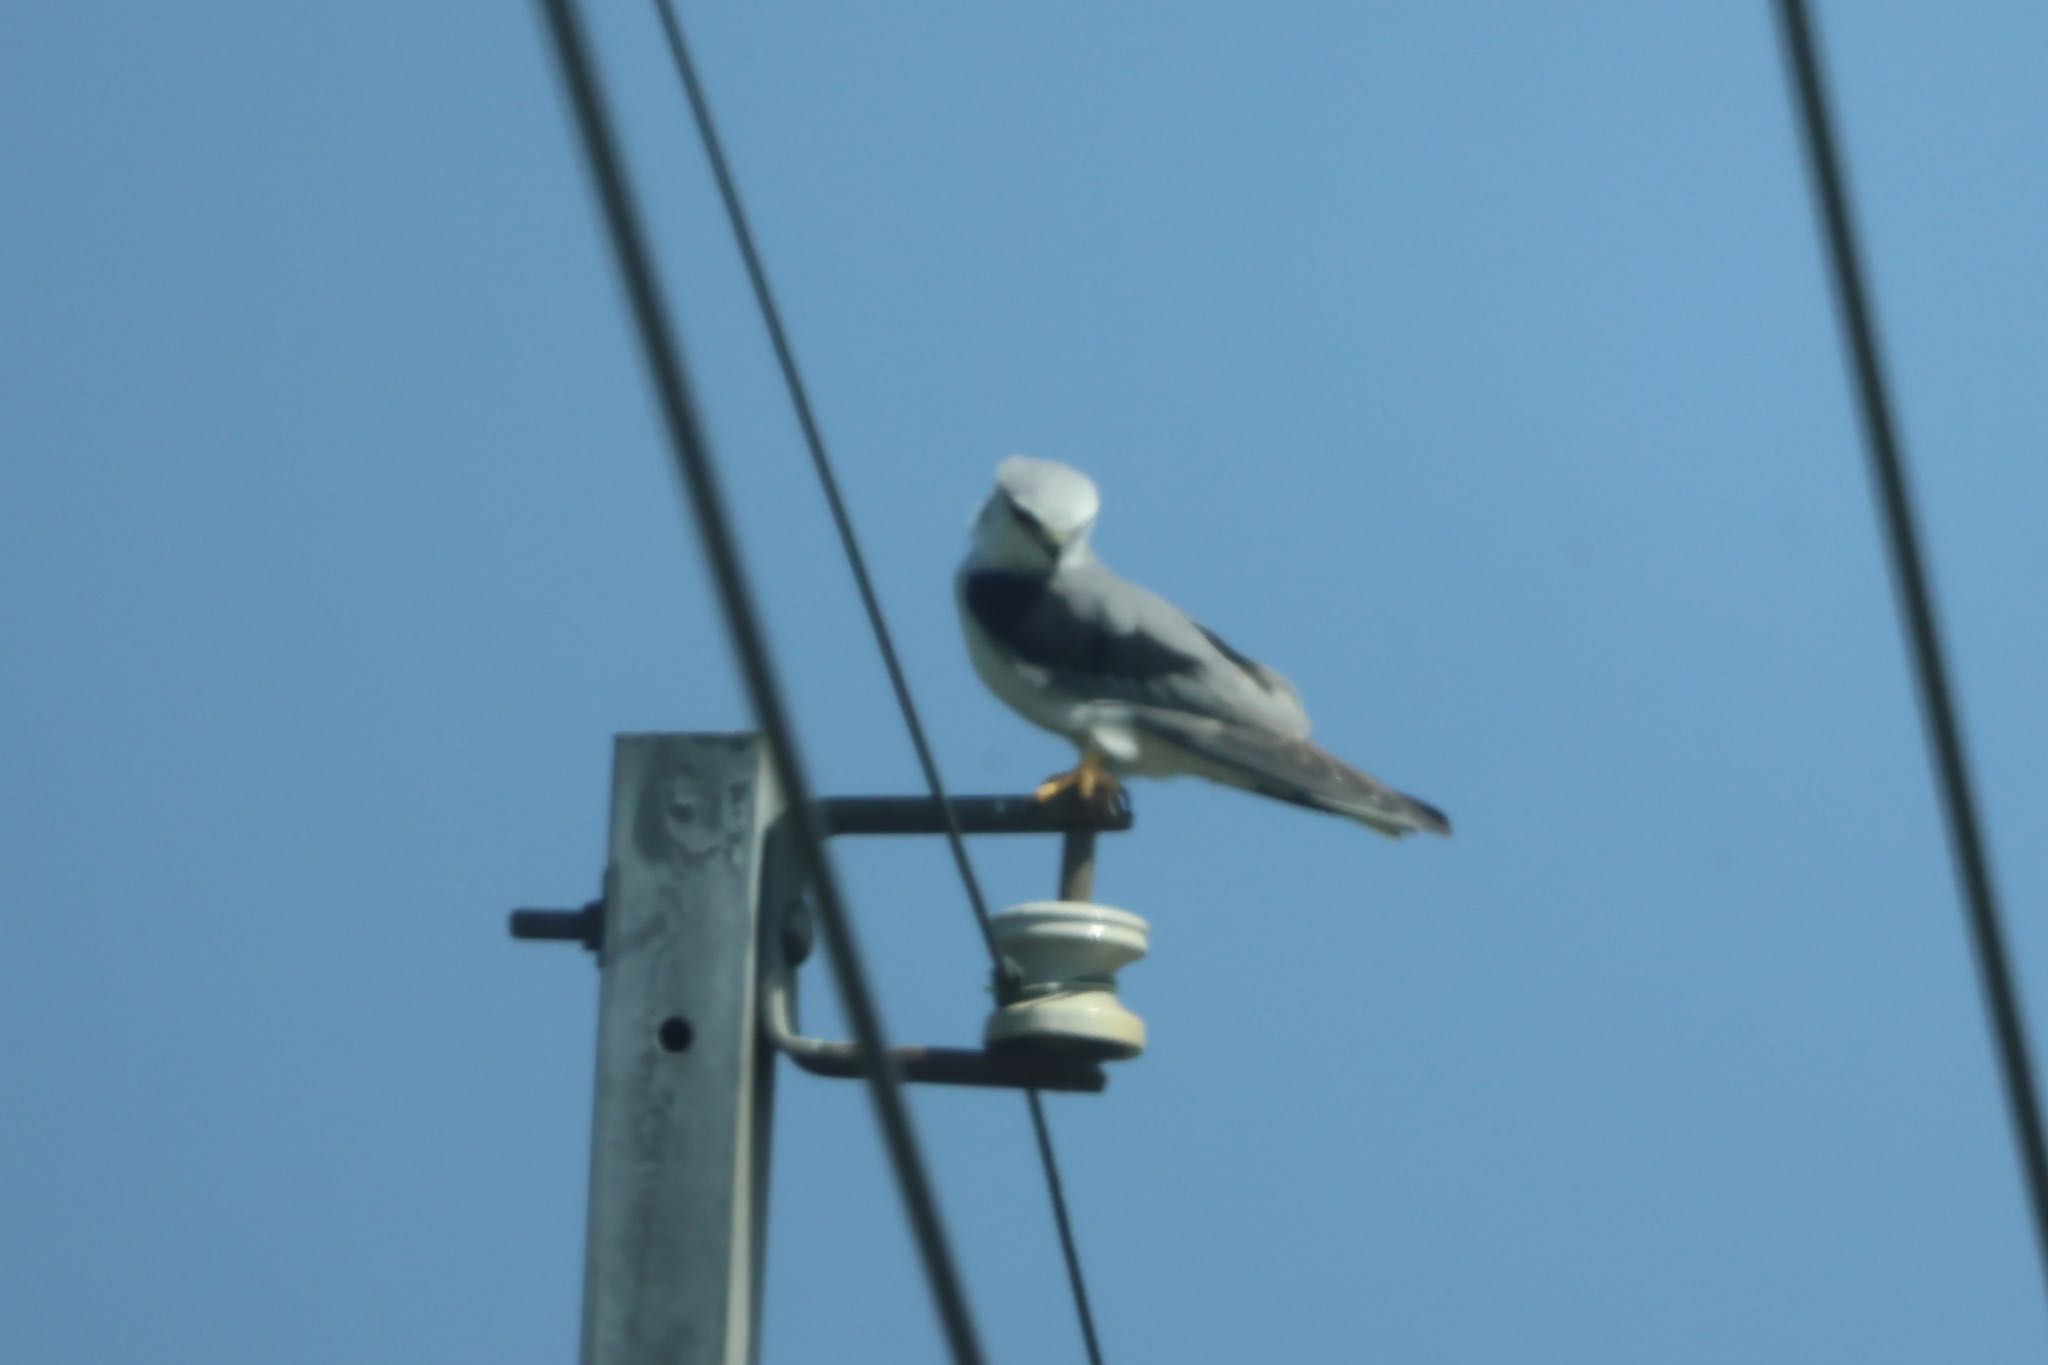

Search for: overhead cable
xmin=646 ymin=6 xmax=1107 ymax=1359
xmin=534 ymin=1 xmax=986 ymax=1358
xmin=1774 ymin=0 xmax=2048 ymax=1304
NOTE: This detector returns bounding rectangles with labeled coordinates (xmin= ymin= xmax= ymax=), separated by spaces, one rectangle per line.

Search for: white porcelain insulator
xmin=983 ymin=900 xmax=1149 ymax=1060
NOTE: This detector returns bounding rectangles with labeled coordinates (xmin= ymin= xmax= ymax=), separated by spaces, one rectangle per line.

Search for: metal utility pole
xmin=578 ymin=732 xmax=781 ymax=1365
xmin=511 ymin=733 xmax=1137 ymax=1363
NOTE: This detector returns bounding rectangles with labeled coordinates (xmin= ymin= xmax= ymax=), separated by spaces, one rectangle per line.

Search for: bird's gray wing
xmin=959 ymin=561 xmax=1309 ymax=736
xmin=1125 ymin=706 xmax=1452 ymax=838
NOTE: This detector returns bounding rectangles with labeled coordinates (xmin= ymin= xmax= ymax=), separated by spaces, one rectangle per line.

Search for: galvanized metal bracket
xmin=764 ymin=791 xmax=1133 ymax=1094
xmin=509 ymin=789 xmax=1134 ymax=1093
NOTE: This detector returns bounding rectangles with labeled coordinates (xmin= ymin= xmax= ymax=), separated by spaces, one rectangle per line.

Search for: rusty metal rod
xmin=1057 ymin=827 xmax=1098 ymax=904
xmin=783 ymin=1043 xmax=1107 ymax=1094
xmin=817 ymin=793 xmax=1132 ymax=839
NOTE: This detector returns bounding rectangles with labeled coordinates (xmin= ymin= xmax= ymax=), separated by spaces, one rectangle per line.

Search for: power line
xmin=1773 ymin=0 xmax=2048 ymax=1303
xmin=644 ymin=0 xmax=1004 ymax=967
xmin=532 ymin=2 xmax=986 ymax=1360
xmin=646 ymin=6 xmax=1108 ymax=1361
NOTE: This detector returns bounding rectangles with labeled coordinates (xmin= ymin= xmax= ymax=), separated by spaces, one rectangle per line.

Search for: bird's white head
xmin=969 ymin=456 xmax=1101 ymax=571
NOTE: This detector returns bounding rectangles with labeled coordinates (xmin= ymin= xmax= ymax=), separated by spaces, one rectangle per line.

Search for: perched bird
xmin=956 ymin=456 xmax=1450 ymax=837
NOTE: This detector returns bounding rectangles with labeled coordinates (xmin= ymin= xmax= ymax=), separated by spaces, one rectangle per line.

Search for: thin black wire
xmin=648 ymin=5 xmax=1108 ymax=1361
xmin=533 ymin=2 xmax=985 ymax=1360
xmin=1774 ymin=0 xmax=2048 ymax=1303
xmin=646 ymin=0 xmax=1003 ymax=966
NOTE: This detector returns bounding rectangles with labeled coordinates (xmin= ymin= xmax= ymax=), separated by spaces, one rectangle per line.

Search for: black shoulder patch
xmin=1197 ymin=624 xmax=1284 ymax=696
xmin=1198 ymin=625 xmax=1259 ymax=675
xmin=964 ymin=571 xmax=1203 ymax=682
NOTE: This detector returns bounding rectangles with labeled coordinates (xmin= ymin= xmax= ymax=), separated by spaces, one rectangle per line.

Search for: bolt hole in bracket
xmin=656 ymin=1016 xmax=694 ymax=1053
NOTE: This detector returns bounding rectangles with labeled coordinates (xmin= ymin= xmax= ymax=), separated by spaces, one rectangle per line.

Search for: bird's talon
xmin=1034 ymin=760 xmax=1122 ymax=813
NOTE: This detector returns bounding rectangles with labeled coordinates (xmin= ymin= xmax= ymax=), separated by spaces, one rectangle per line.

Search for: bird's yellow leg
xmin=1035 ymin=749 xmax=1122 ymax=806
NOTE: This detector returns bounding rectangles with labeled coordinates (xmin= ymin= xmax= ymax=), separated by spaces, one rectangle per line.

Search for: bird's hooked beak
xmin=977 ymin=491 xmax=1071 ymax=561
xmin=1011 ymin=504 xmax=1067 ymax=559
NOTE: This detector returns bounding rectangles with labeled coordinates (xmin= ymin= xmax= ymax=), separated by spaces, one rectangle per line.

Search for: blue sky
xmin=6 ymin=2 xmax=2048 ymax=1360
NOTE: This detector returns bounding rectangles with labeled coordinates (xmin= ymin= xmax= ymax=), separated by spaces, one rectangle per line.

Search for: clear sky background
xmin=6 ymin=3 xmax=2047 ymax=1361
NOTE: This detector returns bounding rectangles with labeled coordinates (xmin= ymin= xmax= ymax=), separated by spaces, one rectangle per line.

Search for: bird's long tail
xmin=1128 ymin=708 xmax=1451 ymax=838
